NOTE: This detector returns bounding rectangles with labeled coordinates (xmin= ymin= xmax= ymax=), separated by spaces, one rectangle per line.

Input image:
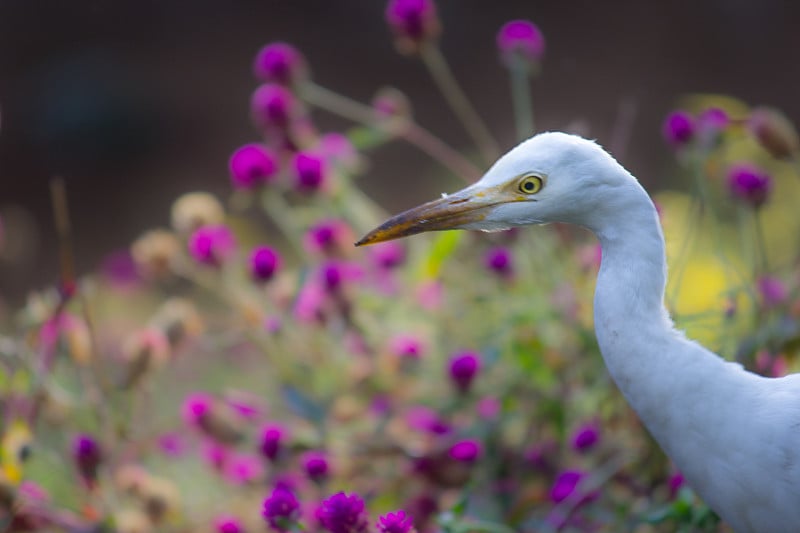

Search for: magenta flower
xmin=254 ymin=42 xmax=308 ymax=85
xmin=448 ymin=439 xmax=482 ymax=463
xmin=302 ymin=450 xmax=330 ymax=483
xmin=377 ymin=510 xmax=414 ymax=533
xmin=385 ymin=0 xmax=440 ymax=51
xmin=484 ymin=246 xmax=513 ymax=277
xmin=662 ymin=110 xmax=695 ymax=148
xmin=251 ymin=83 xmax=297 ymax=129
xmin=293 ymin=151 xmax=328 ymax=193
xmin=229 ymin=144 xmax=279 ymax=189
xmin=259 ymin=423 xmax=286 ymax=461
xmin=550 ymin=470 xmax=585 ymax=503
xmin=316 ymin=492 xmax=369 ymax=533
xmin=696 ymin=107 xmax=730 ymax=141
xmin=181 ymin=392 xmax=214 ymax=426
xmin=571 ymin=422 xmax=600 ymax=452
xmin=757 ymin=276 xmax=788 ymax=308
xmin=72 ymin=434 xmax=102 ymax=486
xmin=188 ymin=224 xmax=236 ymax=266
xmin=496 ymin=20 xmax=545 ymax=69
xmin=727 ymin=163 xmax=771 ymax=208
xmin=223 ymin=453 xmax=264 ymax=485
xmin=369 ymin=241 xmax=406 ymax=270
xmin=668 ymin=471 xmax=685 ymax=499
xmin=448 ymin=351 xmax=482 ymax=393
xmin=262 ymin=487 xmax=301 ymax=532
xmin=214 ymin=515 xmax=243 ymax=533
xmin=405 ymin=405 xmax=450 ymax=435
xmin=249 ymin=245 xmax=281 ymax=282
xmin=318 ymin=132 xmax=360 ymax=173
xmin=388 ymin=334 xmax=425 ymax=359
xmin=304 ymin=219 xmax=353 ymax=257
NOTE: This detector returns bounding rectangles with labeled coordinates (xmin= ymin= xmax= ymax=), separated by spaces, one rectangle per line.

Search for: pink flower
xmin=188 ymin=224 xmax=236 ymax=266
xmin=496 ymin=20 xmax=545 ymax=68
xmin=253 ymin=42 xmax=308 ymax=85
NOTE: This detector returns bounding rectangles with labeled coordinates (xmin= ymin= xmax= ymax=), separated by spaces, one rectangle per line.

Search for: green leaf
xmin=418 ymin=231 xmax=463 ymax=279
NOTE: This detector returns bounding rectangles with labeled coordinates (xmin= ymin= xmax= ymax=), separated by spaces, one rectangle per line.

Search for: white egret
xmin=356 ymin=132 xmax=800 ymax=532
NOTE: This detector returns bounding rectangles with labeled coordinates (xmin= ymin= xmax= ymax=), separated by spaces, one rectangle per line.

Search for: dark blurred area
xmin=0 ymin=0 xmax=798 ymax=303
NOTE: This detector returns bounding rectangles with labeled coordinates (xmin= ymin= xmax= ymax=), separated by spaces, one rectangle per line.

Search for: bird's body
xmin=357 ymin=132 xmax=800 ymax=532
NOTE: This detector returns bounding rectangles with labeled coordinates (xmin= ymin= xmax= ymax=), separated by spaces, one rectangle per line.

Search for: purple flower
xmin=448 ymin=439 xmax=482 ymax=463
xmin=251 ymin=83 xmax=297 ymax=129
xmin=405 ymin=405 xmax=450 ymax=435
xmin=496 ymin=20 xmax=545 ymax=69
xmin=385 ymin=0 xmax=440 ymax=51
xmin=304 ymin=219 xmax=353 ymax=257
xmin=72 ymin=434 xmax=102 ymax=485
xmin=662 ymin=110 xmax=695 ymax=148
xmin=697 ymin=107 xmax=730 ymax=140
xmin=181 ymin=392 xmax=214 ymax=426
xmin=214 ymin=515 xmax=243 ymax=533
xmin=448 ymin=351 xmax=482 ymax=393
xmin=377 ymin=510 xmax=414 ymax=533
xmin=302 ymin=450 xmax=329 ymax=482
xmin=262 ymin=487 xmax=301 ymax=532
xmin=293 ymin=151 xmax=328 ymax=193
xmin=318 ymin=132 xmax=360 ymax=173
xmin=668 ymin=471 xmax=685 ymax=499
xmin=249 ymin=246 xmax=281 ymax=282
xmin=388 ymin=334 xmax=424 ymax=359
xmin=223 ymin=453 xmax=264 ymax=485
xmin=316 ymin=492 xmax=369 ymax=533
xmin=188 ymin=224 xmax=236 ymax=266
xmin=320 ymin=261 xmax=344 ymax=292
xmin=229 ymin=144 xmax=279 ymax=189
xmin=550 ymin=470 xmax=585 ymax=503
xmin=484 ymin=246 xmax=513 ymax=277
xmin=253 ymin=42 xmax=308 ymax=85
xmin=757 ymin=276 xmax=788 ymax=308
xmin=369 ymin=241 xmax=406 ymax=270
xmin=571 ymin=422 xmax=600 ymax=452
xmin=727 ymin=163 xmax=771 ymax=208
xmin=259 ymin=424 xmax=286 ymax=461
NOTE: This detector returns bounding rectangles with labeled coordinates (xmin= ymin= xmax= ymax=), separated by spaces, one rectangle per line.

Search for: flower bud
xmin=662 ymin=110 xmax=694 ymax=148
xmin=131 ymin=229 xmax=180 ymax=279
xmin=229 ymin=144 xmax=279 ymax=190
xmin=448 ymin=351 xmax=481 ymax=393
xmin=496 ymin=20 xmax=545 ymax=71
xmin=249 ymin=246 xmax=282 ymax=283
xmin=171 ymin=192 xmax=225 ymax=235
xmin=747 ymin=106 xmax=800 ymax=159
xmin=727 ymin=163 xmax=771 ymax=209
xmin=385 ymin=0 xmax=441 ymax=54
xmin=72 ymin=434 xmax=102 ymax=487
xmin=188 ymin=224 xmax=237 ymax=266
xmin=253 ymin=42 xmax=308 ymax=86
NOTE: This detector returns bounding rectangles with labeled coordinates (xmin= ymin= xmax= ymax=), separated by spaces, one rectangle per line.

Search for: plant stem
xmin=301 ymin=82 xmax=481 ymax=181
xmin=509 ymin=58 xmax=534 ymax=140
xmin=420 ymin=44 xmax=500 ymax=163
xmin=753 ymin=209 xmax=770 ymax=275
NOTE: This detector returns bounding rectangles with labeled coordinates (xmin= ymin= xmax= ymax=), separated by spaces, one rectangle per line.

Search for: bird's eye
xmin=518 ymin=175 xmax=544 ymax=194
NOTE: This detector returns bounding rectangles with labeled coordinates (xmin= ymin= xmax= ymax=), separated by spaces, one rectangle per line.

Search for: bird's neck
xmin=590 ymin=183 xmax=700 ymax=428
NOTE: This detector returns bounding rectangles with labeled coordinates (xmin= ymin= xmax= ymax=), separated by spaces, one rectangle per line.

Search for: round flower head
xmin=496 ymin=20 xmax=545 ymax=70
xmin=259 ymin=423 xmax=286 ymax=461
xmin=448 ymin=439 xmax=482 ymax=463
xmin=748 ymin=106 xmax=800 ymax=160
xmin=662 ymin=110 xmax=695 ymax=148
xmin=385 ymin=0 xmax=440 ymax=54
xmin=697 ymin=107 xmax=729 ymax=136
xmin=302 ymin=450 xmax=329 ymax=483
xmin=320 ymin=261 xmax=343 ymax=293
xmin=188 ymin=224 xmax=236 ymax=266
xmin=316 ymin=492 xmax=369 ymax=533
xmin=484 ymin=246 xmax=513 ymax=277
xmin=262 ymin=487 xmax=301 ymax=532
xmin=571 ymin=421 xmax=600 ymax=452
xmin=292 ymin=151 xmax=328 ymax=193
xmin=448 ymin=351 xmax=482 ymax=393
xmin=372 ymin=87 xmax=412 ymax=121
xmin=253 ymin=42 xmax=308 ymax=86
xmin=171 ymin=192 xmax=225 ymax=234
xmin=757 ymin=276 xmax=788 ymax=308
xmin=405 ymin=405 xmax=450 ymax=435
xmin=214 ymin=515 xmax=243 ymax=533
xmin=369 ymin=241 xmax=406 ymax=270
xmin=550 ymin=470 xmax=585 ymax=503
xmin=251 ymin=83 xmax=298 ymax=130
xmin=388 ymin=334 xmax=425 ymax=359
xmin=304 ymin=219 xmax=354 ymax=257
xmin=377 ymin=510 xmax=414 ymax=533
xmin=181 ymin=392 xmax=215 ymax=427
xmin=223 ymin=453 xmax=264 ymax=485
xmin=249 ymin=245 xmax=282 ymax=282
xmin=318 ymin=133 xmax=360 ymax=174
xmin=72 ymin=434 xmax=102 ymax=485
xmin=229 ymin=144 xmax=279 ymax=190
xmin=727 ymin=163 xmax=771 ymax=208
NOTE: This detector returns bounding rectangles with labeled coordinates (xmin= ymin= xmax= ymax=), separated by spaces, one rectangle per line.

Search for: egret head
xmin=356 ymin=132 xmax=638 ymax=246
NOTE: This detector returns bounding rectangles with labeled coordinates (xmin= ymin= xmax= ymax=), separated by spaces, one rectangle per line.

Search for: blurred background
xmin=1 ymin=0 xmax=798 ymax=303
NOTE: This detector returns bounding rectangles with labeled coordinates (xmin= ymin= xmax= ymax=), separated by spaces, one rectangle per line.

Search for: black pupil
xmin=524 ymin=180 xmax=535 ymax=191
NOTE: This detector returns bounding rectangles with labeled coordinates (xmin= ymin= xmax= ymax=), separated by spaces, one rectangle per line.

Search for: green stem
xmin=301 ymin=82 xmax=481 ymax=182
xmin=420 ymin=44 xmax=500 ymax=163
xmin=260 ymin=191 xmax=306 ymax=257
xmin=753 ymin=209 xmax=769 ymax=276
xmin=509 ymin=58 xmax=534 ymax=140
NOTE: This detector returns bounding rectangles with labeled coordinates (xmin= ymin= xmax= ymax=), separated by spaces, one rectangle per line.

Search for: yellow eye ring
xmin=518 ymin=174 xmax=544 ymax=194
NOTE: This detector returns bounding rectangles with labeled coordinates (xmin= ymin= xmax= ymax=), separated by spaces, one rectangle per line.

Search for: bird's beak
xmin=356 ymin=185 xmax=513 ymax=246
